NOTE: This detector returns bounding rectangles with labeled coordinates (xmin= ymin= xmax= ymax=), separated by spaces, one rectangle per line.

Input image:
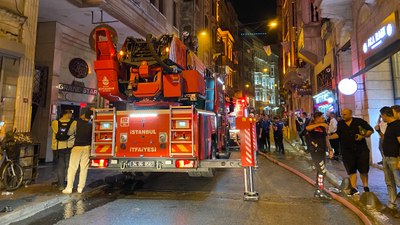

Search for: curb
xmin=1 ymin=195 xmax=69 ymax=225
xmin=1 ymin=180 xmax=109 ymax=225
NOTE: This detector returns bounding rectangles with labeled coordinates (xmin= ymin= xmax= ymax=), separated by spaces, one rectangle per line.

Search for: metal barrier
xmin=236 ymin=116 xmax=259 ymax=201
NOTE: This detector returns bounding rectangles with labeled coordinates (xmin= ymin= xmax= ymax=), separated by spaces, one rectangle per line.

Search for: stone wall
xmin=34 ymin=21 xmax=96 ymax=162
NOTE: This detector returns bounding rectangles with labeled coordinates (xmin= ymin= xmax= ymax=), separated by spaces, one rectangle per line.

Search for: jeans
xmin=383 ymin=156 xmax=400 ymax=209
xmin=66 ymin=146 xmax=91 ymax=190
xmin=54 ymin=148 xmax=71 ymax=187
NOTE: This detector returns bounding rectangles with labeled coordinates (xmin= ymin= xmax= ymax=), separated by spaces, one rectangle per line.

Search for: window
xmin=262 ymin=77 xmax=267 ymax=87
xmin=262 ymin=92 xmax=267 ymax=102
xmin=254 ymin=75 xmax=260 ymax=85
xmin=159 ymin=0 xmax=164 ymax=15
xmin=255 ymin=90 xmax=260 ymax=101
xmin=0 ymin=55 xmax=20 ymax=131
xmin=392 ymin=52 xmax=400 ymax=99
xmin=173 ymin=1 xmax=178 ymax=27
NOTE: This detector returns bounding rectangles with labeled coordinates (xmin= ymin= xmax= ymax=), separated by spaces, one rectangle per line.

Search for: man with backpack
xmin=63 ymin=109 xmax=93 ymax=194
xmin=51 ymin=110 xmax=76 ymax=190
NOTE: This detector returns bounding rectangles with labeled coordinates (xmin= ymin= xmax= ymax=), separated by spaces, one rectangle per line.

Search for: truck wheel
xmin=200 ymin=168 xmax=215 ymax=177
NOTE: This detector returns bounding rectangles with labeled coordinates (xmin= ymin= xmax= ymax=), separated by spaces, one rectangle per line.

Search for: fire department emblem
xmin=102 ymin=76 xmax=109 ymax=86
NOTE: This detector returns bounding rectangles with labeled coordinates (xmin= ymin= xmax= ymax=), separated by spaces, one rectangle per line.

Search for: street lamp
xmin=201 ymin=31 xmax=207 ymax=36
xmin=263 ymin=68 xmax=268 ymax=73
xmin=268 ymin=21 xmax=278 ymax=28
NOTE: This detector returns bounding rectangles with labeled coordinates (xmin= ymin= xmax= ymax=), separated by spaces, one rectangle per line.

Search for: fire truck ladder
xmin=169 ymin=105 xmax=194 ymax=157
xmin=91 ymin=108 xmax=116 ymax=157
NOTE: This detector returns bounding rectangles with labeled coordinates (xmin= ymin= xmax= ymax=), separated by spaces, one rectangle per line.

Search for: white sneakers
xmin=62 ymin=188 xmax=83 ymax=194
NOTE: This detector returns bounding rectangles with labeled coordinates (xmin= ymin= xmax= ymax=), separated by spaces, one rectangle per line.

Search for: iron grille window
xmin=33 ymin=66 xmax=48 ymax=107
xmin=317 ymin=67 xmax=332 ymax=93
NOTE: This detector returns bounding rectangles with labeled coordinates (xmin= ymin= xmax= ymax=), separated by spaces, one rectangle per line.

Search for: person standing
xmin=262 ymin=114 xmax=271 ymax=152
xmin=255 ymin=114 xmax=263 ymax=152
xmin=329 ymin=108 xmax=374 ymax=196
xmin=306 ymin=112 xmax=333 ymax=199
xmin=379 ymin=106 xmax=400 ymax=218
xmin=63 ymin=109 xmax=93 ymax=194
xmin=374 ymin=115 xmax=387 ymax=165
xmin=296 ymin=114 xmax=305 ymax=145
xmin=327 ymin=112 xmax=340 ymax=160
xmin=51 ymin=110 xmax=76 ymax=190
xmin=273 ymin=117 xmax=285 ymax=154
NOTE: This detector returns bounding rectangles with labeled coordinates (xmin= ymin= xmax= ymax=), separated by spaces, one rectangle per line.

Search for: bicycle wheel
xmin=2 ymin=161 xmax=24 ymax=191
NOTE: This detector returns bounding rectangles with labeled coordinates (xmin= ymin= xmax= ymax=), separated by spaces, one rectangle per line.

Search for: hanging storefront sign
xmin=313 ymin=90 xmax=336 ymax=114
xmin=362 ymin=12 xmax=400 ymax=59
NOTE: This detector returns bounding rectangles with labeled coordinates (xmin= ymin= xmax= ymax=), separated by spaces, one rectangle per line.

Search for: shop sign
xmin=313 ymin=90 xmax=334 ymax=105
xmin=297 ymin=87 xmax=312 ymax=96
xmin=362 ymin=12 xmax=399 ymax=58
xmin=58 ymin=83 xmax=98 ymax=95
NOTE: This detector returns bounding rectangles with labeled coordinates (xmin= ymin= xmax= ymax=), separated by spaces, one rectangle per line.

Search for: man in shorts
xmin=329 ymin=108 xmax=373 ymax=196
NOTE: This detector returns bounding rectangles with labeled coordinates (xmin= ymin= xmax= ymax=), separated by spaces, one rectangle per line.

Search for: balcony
xmin=297 ymin=24 xmax=322 ymax=65
xmin=315 ymin=0 xmax=352 ymax=21
xmin=221 ymin=55 xmax=235 ymax=71
xmin=76 ymin=0 xmax=177 ymax=36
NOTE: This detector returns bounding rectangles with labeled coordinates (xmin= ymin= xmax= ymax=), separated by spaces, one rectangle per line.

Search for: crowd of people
xmin=51 ymin=108 xmax=93 ymax=194
xmin=257 ymin=106 xmax=400 ymax=217
xmin=290 ymin=105 xmax=400 ymax=218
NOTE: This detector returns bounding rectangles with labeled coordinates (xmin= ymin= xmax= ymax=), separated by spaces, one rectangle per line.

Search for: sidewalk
xmin=0 ymin=163 xmax=117 ymax=225
xmin=276 ymin=138 xmax=397 ymax=225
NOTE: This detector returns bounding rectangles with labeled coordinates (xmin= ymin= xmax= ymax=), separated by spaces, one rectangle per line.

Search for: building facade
xmin=253 ymin=40 xmax=279 ymax=115
xmin=279 ymin=0 xmax=400 ymax=163
xmin=0 ymin=0 xmax=180 ymax=162
xmin=0 ymin=0 xmax=39 ymax=134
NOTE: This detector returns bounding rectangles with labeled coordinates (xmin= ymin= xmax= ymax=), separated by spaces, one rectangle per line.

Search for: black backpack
xmin=56 ymin=119 xmax=73 ymax=141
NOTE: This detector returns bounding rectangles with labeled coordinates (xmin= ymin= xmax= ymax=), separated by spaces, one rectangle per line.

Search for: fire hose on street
xmin=259 ymin=152 xmax=373 ymax=225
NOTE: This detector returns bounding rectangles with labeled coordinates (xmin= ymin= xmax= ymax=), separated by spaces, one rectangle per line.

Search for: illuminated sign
xmin=362 ymin=12 xmax=399 ymax=57
xmin=363 ymin=24 xmax=394 ymax=53
xmin=313 ymin=90 xmax=334 ymax=105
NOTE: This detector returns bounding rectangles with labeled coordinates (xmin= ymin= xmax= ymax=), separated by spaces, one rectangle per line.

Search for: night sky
xmin=229 ymin=0 xmax=278 ymax=43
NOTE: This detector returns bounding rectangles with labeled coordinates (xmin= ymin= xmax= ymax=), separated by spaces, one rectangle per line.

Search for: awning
xmin=350 ymin=39 xmax=400 ymax=79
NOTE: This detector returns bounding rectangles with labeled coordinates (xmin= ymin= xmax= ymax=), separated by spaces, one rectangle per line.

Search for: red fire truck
xmin=89 ymin=26 xmax=239 ymax=177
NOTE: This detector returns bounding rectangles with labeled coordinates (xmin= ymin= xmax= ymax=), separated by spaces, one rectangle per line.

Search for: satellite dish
xmin=89 ymin=24 xmax=118 ymax=51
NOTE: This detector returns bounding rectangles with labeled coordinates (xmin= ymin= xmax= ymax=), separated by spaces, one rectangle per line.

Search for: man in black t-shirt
xmin=380 ymin=106 xmax=400 ymax=218
xmin=63 ymin=109 xmax=93 ymax=194
xmin=329 ymin=108 xmax=373 ymax=196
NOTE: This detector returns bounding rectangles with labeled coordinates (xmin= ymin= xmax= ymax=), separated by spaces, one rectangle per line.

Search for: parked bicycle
xmin=0 ymin=129 xmax=24 ymax=191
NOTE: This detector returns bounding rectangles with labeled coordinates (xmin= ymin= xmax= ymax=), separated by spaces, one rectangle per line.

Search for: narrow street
xmin=12 ymin=151 xmax=362 ymax=225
